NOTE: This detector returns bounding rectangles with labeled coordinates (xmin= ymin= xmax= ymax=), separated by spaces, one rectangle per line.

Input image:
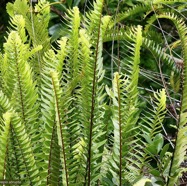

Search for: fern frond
xmin=39 ymin=50 xmax=62 ymax=185
xmin=142 ymin=12 xmax=187 ymax=185
xmin=40 ymin=48 xmax=81 ymax=185
xmin=2 ymin=31 xmax=42 ymax=157
xmin=55 ymin=37 xmax=68 ymax=80
xmin=103 ymin=27 xmax=178 ymax=71
xmin=109 ymin=4 xmax=150 ymax=29
xmin=9 ymin=113 xmax=40 ymax=185
xmin=0 ymin=92 xmax=40 ymax=185
xmin=106 ymin=26 xmax=143 ymax=185
xmin=66 ymin=7 xmax=81 ymax=79
xmin=50 ymin=71 xmax=71 ymax=185
xmin=0 ymin=53 xmax=2 ymax=90
xmin=7 ymin=0 xmax=51 ymax=79
xmin=9 ymin=15 xmax=27 ymax=43
xmin=138 ymin=89 xmax=166 ymax=174
xmin=0 ymin=112 xmax=11 ymax=179
xmin=78 ymin=0 xmax=108 ymax=185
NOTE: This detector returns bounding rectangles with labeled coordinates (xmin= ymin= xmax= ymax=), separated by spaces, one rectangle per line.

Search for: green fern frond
xmin=9 ymin=15 xmax=27 ymax=43
xmin=109 ymin=4 xmax=150 ymax=29
xmin=0 ymin=93 xmax=40 ymax=185
xmin=142 ymin=38 xmax=179 ymax=71
xmin=1 ymin=31 xmax=41 ymax=97
xmin=50 ymin=71 xmax=70 ymax=185
xmin=40 ymin=47 xmax=81 ymax=185
xmin=0 ymin=112 xmax=11 ymax=179
xmin=66 ymin=7 xmax=81 ymax=79
xmin=138 ymin=89 xmax=166 ymax=173
xmin=55 ymin=37 xmax=68 ymax=80
xmin=77 ymin=0 xmax=108 ymax=185
xmin=106 ymin=26 xmax=143 ymax=185
xmin=144 ymin=12 xmax=187 ymax=185
xmin=2 ymin=31 xmax=42 ymax=152
xmin=103 ymin=27 xmax=178 ymax=72
xmin=101 ymin=16 xmax=112 ymax=38
xmin=39 ymin=50 xmax=63 ymax=185
xmin=9 ymin=113 xmax=40 ymax=185
xmin=7 ymin=0 xmax=51 ymax=79
xmin=140 ymin=90 xmax=166 ymax=139
xmin=0 ymin=53 xmax=2 ymax=90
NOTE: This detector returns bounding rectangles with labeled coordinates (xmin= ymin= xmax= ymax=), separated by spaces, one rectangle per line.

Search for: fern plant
xmin=0 ymin=0 xmax=187 ymax=186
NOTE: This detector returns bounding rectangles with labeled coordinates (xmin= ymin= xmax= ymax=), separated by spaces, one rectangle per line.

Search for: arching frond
xmin=103 ymin=27 xmax=178 ymax=72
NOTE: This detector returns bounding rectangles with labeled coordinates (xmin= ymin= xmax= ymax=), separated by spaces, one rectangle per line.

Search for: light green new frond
xmin=56 ymin=37 xmax=68 ymax=80
xmin=132 ymin=26 xmax=142 ymax=84
xmin=3 ymin=31 xmax=41 ymax=148
xmin=0 ymin=112 xmax=11 ymax=179
xmin=1 ymin=31 xmax=42 ymax=98
xmin=6 ymin=0 xmax=28 ymax=17
xmin=86 ymin=0 xmax=104 ymax=39
xmin=7 ymin=0 xmax=51 ymax=78
xmin=9 ymin=15 xmax=27 ymax=43
xmin=66 ymin=7 xmax=81 ymax=79
xmin=0 ymin=93 xmax=40 ymax=185
xmin=10 ymin=113 xmax=40 ymax=185
xmin=1 ymin=32 xmax=25 ymax=98
xmin=121 ymin=26 xmax=142 ymax=94
xmin=101 ymin=16 xmax=111 ymax=38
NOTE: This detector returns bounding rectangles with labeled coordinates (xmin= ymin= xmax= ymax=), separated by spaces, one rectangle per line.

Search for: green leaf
xmin=133 ymin=178 xmax=151 ymax=186
xmin=160 ymin=144 xmax=170 ymax=160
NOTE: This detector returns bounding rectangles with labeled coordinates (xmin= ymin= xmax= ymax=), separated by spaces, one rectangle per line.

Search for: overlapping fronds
xmin=105 ymin=26 xmax=142 ymax=185
xmin=1 ymin=31 xmax=42 ymax=155
xmin=143 ymin=12 xmax=187 ymax=185
xmin=78 ymin=0 xmax=107 ymax=185
xmin=39 ymin=49 xmax=62 ymax=185
xmin=1 ymin=0 xmax=187 ymax=186
xmin=6 ymin=0 xmax=51 ymax=78
xmin=138 ymin=89 xmax=167 ymax=172
xmin=0 ymin=92 xmax=40 ymax=185
xmin=103 ymin=27 xmax=178 ymax=72
xmin=40 ymin=43 xmax=81 ymax=185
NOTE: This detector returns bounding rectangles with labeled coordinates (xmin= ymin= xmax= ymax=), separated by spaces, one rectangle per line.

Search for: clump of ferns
xmin=0 ymin=0 xmax=187 ymax=186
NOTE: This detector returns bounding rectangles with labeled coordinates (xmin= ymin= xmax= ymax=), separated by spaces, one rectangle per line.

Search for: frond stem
xmin=116 ymin=76 xmax=122 ymax=186
xmin=51 ymin=76 xmax=69 ymax=186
